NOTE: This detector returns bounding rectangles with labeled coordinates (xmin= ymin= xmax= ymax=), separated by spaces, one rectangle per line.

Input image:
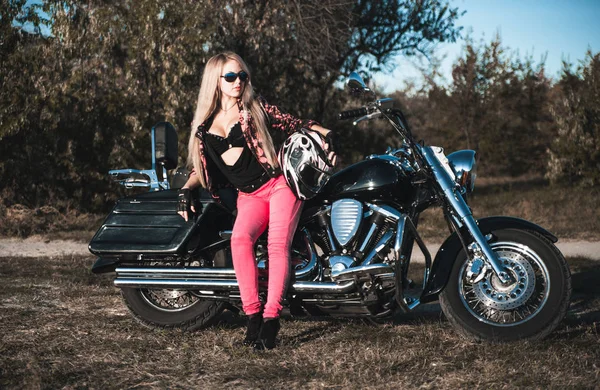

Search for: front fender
xmin=419 ymin=216 xmax=557 ymax=303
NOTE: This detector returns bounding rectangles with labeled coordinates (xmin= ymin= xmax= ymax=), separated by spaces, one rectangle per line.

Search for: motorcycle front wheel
xmin=439 ymin=228 xmax=571 ymax=342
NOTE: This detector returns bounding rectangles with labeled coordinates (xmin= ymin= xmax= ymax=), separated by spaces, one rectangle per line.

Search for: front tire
xmin=439 ymin=229 xmax=571 ymax=341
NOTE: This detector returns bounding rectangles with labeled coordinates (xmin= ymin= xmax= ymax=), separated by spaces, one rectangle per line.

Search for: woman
xmin=178 ymin=52 xmax=335 ymax=350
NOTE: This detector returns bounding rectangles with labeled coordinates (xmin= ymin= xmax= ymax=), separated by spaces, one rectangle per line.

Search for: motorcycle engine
xmin=327 ymin=198 xmax=399 ymax=273
xmin=328 ymin=199 xmax=363 ymax=271
xmin=330 ymin=199 xmax=363 ymax=246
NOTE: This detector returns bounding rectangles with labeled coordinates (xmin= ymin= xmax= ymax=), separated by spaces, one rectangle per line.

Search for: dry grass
xmin=2 ymin=177 xmax=599 ymax=244
xmin=1 ymin=255 xmax=599 ymax=389
xmin=418 ymin=177 xmax=600 ymax=242
xmin=0 ymin=204 xmax=103 ymax=241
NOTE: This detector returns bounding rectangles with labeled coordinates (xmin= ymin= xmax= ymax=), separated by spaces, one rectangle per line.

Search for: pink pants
xmin=230 ymin=175 xmax=302 ymax=319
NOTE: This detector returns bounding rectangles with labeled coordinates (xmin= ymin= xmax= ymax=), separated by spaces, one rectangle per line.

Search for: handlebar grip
xmin=338 ymin=107 xmax=368 ymax=120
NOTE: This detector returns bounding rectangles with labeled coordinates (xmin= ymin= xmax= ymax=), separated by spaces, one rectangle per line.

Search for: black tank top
xmin=205 ymin=122 xmax=246 ymax=154
xmin=204 ymin=122 xmax=269 ymax=192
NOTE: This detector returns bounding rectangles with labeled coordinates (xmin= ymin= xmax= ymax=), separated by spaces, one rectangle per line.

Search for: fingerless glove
xmin=324 ymin=131 xmax=339 ymax=154
xmin=177 ymin=188 xmax=192 ymax=213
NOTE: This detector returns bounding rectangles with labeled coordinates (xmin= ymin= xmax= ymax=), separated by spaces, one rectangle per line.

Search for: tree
xmin=405 ymin=36 xmax=554 ymax=176
xmin=547 ymin=51 xmax=600 ymax=186
xmin=0 ymin=0 xmax=463 ymax=211
xmin=0 ymin=0 xmax=60 ymax=207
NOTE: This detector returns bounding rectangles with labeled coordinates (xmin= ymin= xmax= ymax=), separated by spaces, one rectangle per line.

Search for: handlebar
xmin=338 ymin=107 xmax=368 ymax=120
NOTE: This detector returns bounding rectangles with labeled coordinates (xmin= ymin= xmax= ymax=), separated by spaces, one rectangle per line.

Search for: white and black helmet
xmin=279 ymin=128 xmax=334 ymax=200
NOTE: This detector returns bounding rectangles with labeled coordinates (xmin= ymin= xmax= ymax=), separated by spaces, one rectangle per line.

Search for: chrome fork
xmin=421 ymin=146 xmax=512 ymax=284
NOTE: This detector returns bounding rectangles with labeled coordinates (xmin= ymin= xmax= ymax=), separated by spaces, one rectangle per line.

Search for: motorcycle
xmin=89 ymin=72 xmax=571 ymax=341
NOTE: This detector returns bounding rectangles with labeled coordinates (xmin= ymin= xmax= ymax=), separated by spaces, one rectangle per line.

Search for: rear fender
xmin=419 ymin=216 xmax=557 ymax=303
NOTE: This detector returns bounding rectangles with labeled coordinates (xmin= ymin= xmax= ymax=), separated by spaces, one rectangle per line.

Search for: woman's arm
xmin=307 ymin=124 xmax=331 ymax=137
xmin=259 ymin=97 xmax=337 ymax=164
xmin=177 ymin=173 xmax=201 ymax=221
xmin=181 ymin=172 xmax=201 ymax=191
xmin=259 ymin=97 xmax=320 ymax=135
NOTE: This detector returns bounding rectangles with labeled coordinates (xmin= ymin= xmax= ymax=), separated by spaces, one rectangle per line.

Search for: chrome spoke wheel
xmin=120 ymin=256 xmax=226 ymax=330
xmin=459 ymin=242 xmax=550 ymax=327
xmin=140 ymin=289 xmax=200 ymax=312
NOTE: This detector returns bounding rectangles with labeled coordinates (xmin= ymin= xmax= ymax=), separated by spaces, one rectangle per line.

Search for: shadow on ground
xmin=279 ymin=256 xmax=600 ymax=337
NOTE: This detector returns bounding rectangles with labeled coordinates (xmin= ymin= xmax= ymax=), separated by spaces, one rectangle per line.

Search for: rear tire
xmin=439 ymin=229 xmax=571 ymax=342
xmin=121 ymin=288 xmax=225 ymax=331
xmin=119 ymin=251 xmax=229 ymax=331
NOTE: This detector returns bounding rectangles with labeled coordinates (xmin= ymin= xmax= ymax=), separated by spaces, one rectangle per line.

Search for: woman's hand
xmin=324 ymin=131 xmax=338 ymax=166
xmin=177 ymin=188 xmax=196 ymax=222
xmin=308 ymin=125 xmax=338 ymax=167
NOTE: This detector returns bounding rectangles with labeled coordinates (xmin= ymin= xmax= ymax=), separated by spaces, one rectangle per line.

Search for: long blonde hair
xmin=188 ymin=52 xmax=278 ymax=188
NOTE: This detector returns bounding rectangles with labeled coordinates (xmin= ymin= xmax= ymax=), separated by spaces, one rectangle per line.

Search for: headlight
xmin=447 ymin=150 xmax=477 ymax=193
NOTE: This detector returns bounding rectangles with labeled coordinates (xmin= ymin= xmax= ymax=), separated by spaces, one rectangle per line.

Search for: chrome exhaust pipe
xmin=331 ymin=263 xmax=394 ymax=281
xmin=291 ymin=280 xmax=354 ymax=293
xmin=114 ymin=278 xmax=240 ymax=290
xmin=116 ymin=267 xmax=236 ymax=278
xmin=114 ymin=267 xmax=355 ymax=294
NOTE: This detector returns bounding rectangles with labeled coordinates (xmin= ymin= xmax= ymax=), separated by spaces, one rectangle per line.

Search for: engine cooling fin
xmin=331 ymin=199 xmax=362 ymax=246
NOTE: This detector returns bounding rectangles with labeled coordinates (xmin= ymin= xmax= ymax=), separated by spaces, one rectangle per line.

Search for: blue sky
xmin=373 ymin=0 xmax=600 ymax=92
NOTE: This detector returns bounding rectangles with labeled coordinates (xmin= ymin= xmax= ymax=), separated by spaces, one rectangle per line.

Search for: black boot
xmin=253 ymin=318 xmax=280 ymax=350
xmin=242 ymin=313 xmax=263 ymax=346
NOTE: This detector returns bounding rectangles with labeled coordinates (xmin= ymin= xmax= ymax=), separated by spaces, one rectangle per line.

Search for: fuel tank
xmin=316 ymin=158 xmax=415 ymax=205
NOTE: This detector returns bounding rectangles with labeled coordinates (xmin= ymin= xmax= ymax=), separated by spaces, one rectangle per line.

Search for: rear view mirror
xmin=347 ymin=72 xmax=376 ymax=99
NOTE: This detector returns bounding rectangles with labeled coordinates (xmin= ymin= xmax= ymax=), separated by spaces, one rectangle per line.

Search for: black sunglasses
xmin=221 ymin=71 xmax=248 ymax=83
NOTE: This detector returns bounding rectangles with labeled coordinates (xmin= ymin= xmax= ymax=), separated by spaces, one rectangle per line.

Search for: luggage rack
xmin=109 ymin=122 xmax=178 ymax=191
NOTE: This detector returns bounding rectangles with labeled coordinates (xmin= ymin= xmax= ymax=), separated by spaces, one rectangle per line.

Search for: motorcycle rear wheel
xmin=439 ymin=229 xmax=571 ymax=342
xmin=121 ymin=287 xmax=225 ymax=331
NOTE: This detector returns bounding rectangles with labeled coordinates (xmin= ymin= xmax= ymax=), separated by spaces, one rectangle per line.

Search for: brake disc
xmin=471 ymin=250 xmax=536 ymax=310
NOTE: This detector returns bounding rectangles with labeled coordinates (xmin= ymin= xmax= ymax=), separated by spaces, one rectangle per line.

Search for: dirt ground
xmin=0 ymin=254 xmax=598 ymax=389
xmin=1 ymin=236 xmax=599 ymax=261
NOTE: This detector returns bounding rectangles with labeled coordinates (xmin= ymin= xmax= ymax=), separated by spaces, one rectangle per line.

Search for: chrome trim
xmin=394 ymin=214 xmax=408 ymax=263
xmin=292 ymin=281 xmax=355 ymax=293
xmin=353 ymin=111 xmax=382 ymax=125
xmin=331 ymin=263 xmax=394 ymax=281
xmin=375 ymin=272 xmax=396 ymax=281
xmin=377 ymin=98 xmax=394 ymax=109
xmin=361 ymin=230 xmax=394 ymax=266
xmin=326 ymin=228 xmax=337 ymax=252
xmin=140 ymin=289 xmax=202 ymax=313
xmin=347 ymin=71 xmax=370 ymax=93
xmin=315 ymin=206 xmax=337 ymax=252
xmin=115 ymin=278 xmax=239 ymax=289
xmin=458 ymin=241 xmax=551 ymax=327
xmin=219 ymin=230 xmax=233 ymax=240
xmin=291 ymin=228 xmax=320 ymax=280
xmin=114 ymin=274 xmax=355 ymax=294
xmin=447 ymin=150 xmax=477 ymax=193
xmin=366 ymin=154 xmax=414 ymax=174
xmin=422 ymin=146 xmax=509 ymax=284
xmin=116 ymin=229 xmax=320 ymax=283
xmin=366 ymin=203 xmax=402 ymax=221
xmin=116 ymin=267 xmax=236 ymax=278
xmin=358 ymin=223 xmax=378 ymax=252
xmin=331 ymin=199 xmax=363 ymax=246
xmin=407 ymin=299 xmax=421 ymax=310
xmin=328 ymin=255 xmax=356 ymax=272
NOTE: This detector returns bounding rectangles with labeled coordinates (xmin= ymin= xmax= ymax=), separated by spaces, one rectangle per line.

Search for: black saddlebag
xmin=88 ymin=189 xmax=233 ymax=257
